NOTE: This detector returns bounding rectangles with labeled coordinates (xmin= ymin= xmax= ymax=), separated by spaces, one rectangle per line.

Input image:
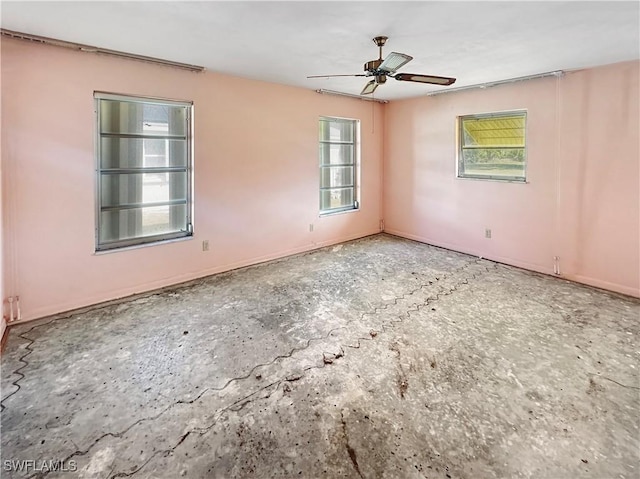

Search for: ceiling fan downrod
xmin=364 ymin=36 xmax=387 ymax=72
xmin=373 ymin=35 xmax=388 ymax=59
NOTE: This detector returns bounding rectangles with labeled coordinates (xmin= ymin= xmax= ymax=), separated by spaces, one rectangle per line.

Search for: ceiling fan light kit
xmin=308 ymin=35 xmax=456 ymax=97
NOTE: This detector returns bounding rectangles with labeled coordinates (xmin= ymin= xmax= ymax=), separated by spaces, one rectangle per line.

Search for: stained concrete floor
xmin=1 ymin=234 xmax=639 ymax=479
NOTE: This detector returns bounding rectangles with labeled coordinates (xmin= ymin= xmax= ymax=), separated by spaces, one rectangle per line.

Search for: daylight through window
xmin=95 ymin=93 xmax=193 ymax=251
xmin=319 ymin=117 xmax=359 ymax=214
xmin=458 ymin=111 xmax=527 ymax=182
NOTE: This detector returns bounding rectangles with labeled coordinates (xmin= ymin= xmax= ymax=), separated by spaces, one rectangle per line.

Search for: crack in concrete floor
xmin=1 ymin=234 xmax=638 ymax=478
xmin=125 ymin=268 xmax=639 ymax=479
xmin=95 ymin=257 xmax=490 ymax=479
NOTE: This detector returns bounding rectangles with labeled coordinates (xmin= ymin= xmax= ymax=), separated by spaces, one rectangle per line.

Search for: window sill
xmin=456 ymin=176 xmax=528 ymax=184
xmin=319 ymin=208 xmax=360 ymax=218
xmin=94 ymin=235 xmax=193 ymax=255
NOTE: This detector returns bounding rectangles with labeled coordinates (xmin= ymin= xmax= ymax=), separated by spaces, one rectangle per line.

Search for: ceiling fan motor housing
xmin=364 ymin=59 xmax=382 ymax=73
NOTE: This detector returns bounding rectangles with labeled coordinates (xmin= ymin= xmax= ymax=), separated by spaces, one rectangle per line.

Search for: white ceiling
xmin=2 ymin=1 xmax=639 ymax=100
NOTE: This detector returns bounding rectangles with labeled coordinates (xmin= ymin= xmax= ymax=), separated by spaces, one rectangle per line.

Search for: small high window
xmin=457 ymin=111 xmax=527 ymax=182
xmin=95 ymin=93 xmax=193 ymax=251
xmin=319 ymin=117 xmax=360 ymax=214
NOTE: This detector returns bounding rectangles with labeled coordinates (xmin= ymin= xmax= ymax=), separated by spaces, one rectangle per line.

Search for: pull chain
xmin=371 ymin=91 xmax=375 ymax=133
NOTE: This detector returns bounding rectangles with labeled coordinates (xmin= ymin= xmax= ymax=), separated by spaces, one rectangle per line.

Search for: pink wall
xmin=1 ymin=38 xmax=384 ymax=321
xmin=384 ymin=61 xmax=639 ymax=297
xmin=3 ymin=38 xmax=637 ymax=324
xmin=0 ymin=41 xmax=4 ymax=336
xmin=557 ymin=63 xmax=639 ymax=295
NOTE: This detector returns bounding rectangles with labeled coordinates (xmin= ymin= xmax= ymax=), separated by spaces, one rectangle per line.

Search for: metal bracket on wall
xmin=553 ymin=256 xmax=561 ymax=275
xmin=316 ymin=89 xmax=389 ymax=104
xmin=4 ymin=296 xmax=22 ymax=323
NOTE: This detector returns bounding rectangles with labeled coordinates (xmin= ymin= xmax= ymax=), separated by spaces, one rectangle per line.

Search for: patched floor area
xmin=1 ymin=234 xmax=638 ymax=478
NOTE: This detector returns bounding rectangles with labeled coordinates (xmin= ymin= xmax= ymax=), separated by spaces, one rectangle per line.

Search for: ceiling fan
xmin=308 ymin=36 xmax=456 ymax=96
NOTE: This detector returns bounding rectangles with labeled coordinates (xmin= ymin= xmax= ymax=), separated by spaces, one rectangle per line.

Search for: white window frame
xmin=94 ymin=92 xmax=194 ymax=251
xmin=319 ymin=116 xmax=360 ymax=215
xmin=457 ymin=110 xmax=527 ymax=183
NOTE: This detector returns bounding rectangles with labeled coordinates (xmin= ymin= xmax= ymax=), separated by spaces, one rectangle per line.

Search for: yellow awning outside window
xmin=462 ymin=114 xmax=525 ymax=148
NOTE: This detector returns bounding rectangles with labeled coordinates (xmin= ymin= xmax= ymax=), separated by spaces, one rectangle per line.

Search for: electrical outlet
xmin=309 ymin=224 xmax=314 ymax=232
xmin=485 ymin=228 xmax=492 ymax=239
xmin=202 ymin=240 xmax=209 ymax=251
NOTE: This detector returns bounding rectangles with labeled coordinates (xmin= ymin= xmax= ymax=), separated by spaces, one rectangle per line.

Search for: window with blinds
xmin=95 ymin=93 xmax=193 ymax=251
xmin=319 ymin=117 xmax=360 ymax=214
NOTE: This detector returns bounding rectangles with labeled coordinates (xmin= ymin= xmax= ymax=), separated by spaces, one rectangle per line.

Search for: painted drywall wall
xmin=0 ymin=44 xmax=5 ymax=339
xmin=556 ymin=62 xmax=639 ymax=295
xmin=1 ymin=38 xmax=384 ymax=321
xmin=1 ymin=155 xmax=4 ymax=335
xmin=384 ymin=61 xmax=639 ymax=297
xmin=0 ymin=112 xmax=4 ymax=337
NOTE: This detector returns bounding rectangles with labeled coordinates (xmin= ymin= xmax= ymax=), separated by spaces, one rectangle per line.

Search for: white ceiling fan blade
xmin=394 ymin=73 xmax=456 ymax=85
xmin=378 ymin=52 xmax=413 ymax=73
xmin=360 ymin=80 xmax=378 ymax=95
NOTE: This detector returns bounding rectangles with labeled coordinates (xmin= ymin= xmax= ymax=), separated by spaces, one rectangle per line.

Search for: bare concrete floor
xmin=1 ymin=234 xmax=639 ymax=479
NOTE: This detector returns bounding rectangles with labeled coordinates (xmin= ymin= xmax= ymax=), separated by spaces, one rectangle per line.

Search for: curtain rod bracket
xmin=315 ymin=89 xmax=388 ymax=104
xmin=1 ymin=28 xmax=206 ymax=73
xmin=426 ymin=70 xmax=564 ymax=96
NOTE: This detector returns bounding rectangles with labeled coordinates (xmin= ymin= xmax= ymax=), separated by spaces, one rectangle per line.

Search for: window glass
xmin=96 ymin=93 xmax=193 ymax=250
xmin=319 ymin=117 xmax=359 ymax=214
xmin=458 ymin=112 xmax=526 ymax=181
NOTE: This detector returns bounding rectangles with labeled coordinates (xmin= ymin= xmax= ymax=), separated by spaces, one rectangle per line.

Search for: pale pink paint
xmin=0 ymin=43 xmax=5 ymax=336
xmin=2 ymin=39 xmax=638 ymax=324
xmin=1 ymin=39 xmax=384 ymax=321
xmin=384 ymin=61 xmax=639 ymax=297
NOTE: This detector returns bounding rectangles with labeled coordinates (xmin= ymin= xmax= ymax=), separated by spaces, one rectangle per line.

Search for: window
xmin=319 ymin=117 xmax=359 ymax=214
xmin=457 ymin=111 xmax=527 ymax=182
xmin=95 ymin=93 xmax=193 ymax=251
